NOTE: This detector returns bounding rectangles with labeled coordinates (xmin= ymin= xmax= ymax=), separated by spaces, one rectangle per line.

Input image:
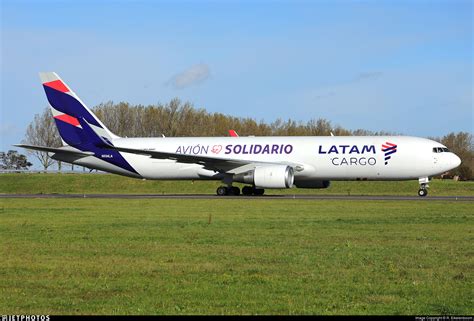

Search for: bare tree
xmin=23 ymin=107 xmax=62 ymax=170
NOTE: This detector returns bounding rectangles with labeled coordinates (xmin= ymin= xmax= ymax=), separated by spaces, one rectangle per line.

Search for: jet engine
xmin=234 ymin=165 xmax=294 ymax=188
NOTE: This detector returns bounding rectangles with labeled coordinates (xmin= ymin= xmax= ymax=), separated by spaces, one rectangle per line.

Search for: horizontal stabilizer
xmin=14 ymin=144 xmax=95 ymax=157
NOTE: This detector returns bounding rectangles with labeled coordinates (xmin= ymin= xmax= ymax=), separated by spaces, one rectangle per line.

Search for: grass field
xmin=1 ymin=173 xmax=473 ymax=196
xmin=0 ymin=198 xmax=472 ymax=315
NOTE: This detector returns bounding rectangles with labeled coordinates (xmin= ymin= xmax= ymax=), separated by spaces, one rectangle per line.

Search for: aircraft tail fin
xmin=228 ymin=129 xmax=239 ymax=137
xmin=39 ymin=72 xmax=119 ymax=147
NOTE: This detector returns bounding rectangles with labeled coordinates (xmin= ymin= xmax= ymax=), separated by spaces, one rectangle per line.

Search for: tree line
xmin=16 ymin=98 xmax=473 ymax=180
xmin=92 ymin=99 xmax=396 ymax=138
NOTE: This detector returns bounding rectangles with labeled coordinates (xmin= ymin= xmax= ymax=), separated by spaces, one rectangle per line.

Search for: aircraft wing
xmin=108 ymin=145 xmax=301 ymax=173
xmin=14 ymin=144 xmax=94 ymax=157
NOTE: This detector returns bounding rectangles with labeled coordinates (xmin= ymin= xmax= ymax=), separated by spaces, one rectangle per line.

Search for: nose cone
xmin=451 ymin=153 xmax=462 ymax=169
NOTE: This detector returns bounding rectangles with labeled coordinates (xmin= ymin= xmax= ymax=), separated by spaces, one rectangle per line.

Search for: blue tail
xmin=39 ymin=72 xmax=117 ymax=147
xmin=39 ymin=72 xmax=137 ymax=175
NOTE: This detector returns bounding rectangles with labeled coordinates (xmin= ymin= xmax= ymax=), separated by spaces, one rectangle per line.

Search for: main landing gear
xmin=216 ymin=186 xmax=241 ymax=196
xmin=418 ymin=177 xmax=429 ymax=197
xmin=242 ymin=186 xmax=264 ymax=196
xmin=216 ymin=185 xmax=265 ymax=196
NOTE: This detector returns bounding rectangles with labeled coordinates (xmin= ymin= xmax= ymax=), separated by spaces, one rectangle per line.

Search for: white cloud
xmin=168 ymin=64 xmax=210 ymax=89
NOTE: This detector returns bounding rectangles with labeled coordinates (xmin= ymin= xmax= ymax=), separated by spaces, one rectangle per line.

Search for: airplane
xmin=16 ymin=72 xmax=461 ymax=197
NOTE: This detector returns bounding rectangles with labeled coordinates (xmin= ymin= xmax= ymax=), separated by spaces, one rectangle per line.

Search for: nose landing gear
xmin=418 ymin=187 xmax=428 ymax=197
xmin=418 ymin=177 xmax=429 ymax=197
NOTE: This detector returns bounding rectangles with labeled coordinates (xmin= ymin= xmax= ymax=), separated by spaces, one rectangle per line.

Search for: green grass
xmin=1 ymin=173 xmax=473 ymax=196
xmin=0 ymin=198 xmax=472 ymax=315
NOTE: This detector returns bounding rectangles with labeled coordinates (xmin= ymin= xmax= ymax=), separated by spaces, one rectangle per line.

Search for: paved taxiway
xmin=1 ymin=194 xmax=473 ymax=201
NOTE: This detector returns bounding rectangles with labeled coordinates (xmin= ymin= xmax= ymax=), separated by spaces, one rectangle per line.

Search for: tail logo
xmin=44 ymin=79 xmax=69 ymax=93
xmin=382 ymin=142 xmax=397 ymax=165
xmin=54 ymin=114 xmax=80 ymax=127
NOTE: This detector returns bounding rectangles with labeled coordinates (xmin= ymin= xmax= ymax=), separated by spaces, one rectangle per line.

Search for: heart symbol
xmin=211 ymin=145 xmax=222 ymax=154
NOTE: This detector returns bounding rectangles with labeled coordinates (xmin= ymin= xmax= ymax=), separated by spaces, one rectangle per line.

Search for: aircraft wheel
xmin=231 ymin=186 xmax=241 ymax=196
xmin=418 ymin=188 xmax=428 ymax=197
xmin=216 ymin=186 xmax=228 ymax=196
xmin=253 ymin=188 xmax=265 ymax=196
xmin=242 ymin=186 xmax=253 ymax=196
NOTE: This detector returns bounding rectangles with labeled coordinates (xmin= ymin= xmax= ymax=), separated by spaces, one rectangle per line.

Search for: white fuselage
xmin=71 ymin=135 xmax=461 ymax=183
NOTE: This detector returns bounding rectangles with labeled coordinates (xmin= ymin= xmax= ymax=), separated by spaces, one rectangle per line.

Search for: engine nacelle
xmin=234 ymin=165 xmax=294 ymax=189
xmin=294 ymin=180 xmax=331 ymax=189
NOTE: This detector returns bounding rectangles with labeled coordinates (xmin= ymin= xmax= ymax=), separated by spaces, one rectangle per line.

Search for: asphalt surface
xmin=1 ymin=193 xmax=473 ymax=201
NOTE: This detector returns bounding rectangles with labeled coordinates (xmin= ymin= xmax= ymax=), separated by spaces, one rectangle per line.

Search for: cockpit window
xmin=432 ymin=147 xmax=450 ymax=153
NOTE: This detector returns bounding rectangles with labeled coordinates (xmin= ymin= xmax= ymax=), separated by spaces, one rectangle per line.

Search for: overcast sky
xmin=1 ymin=0 xmax=472 ymax=154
